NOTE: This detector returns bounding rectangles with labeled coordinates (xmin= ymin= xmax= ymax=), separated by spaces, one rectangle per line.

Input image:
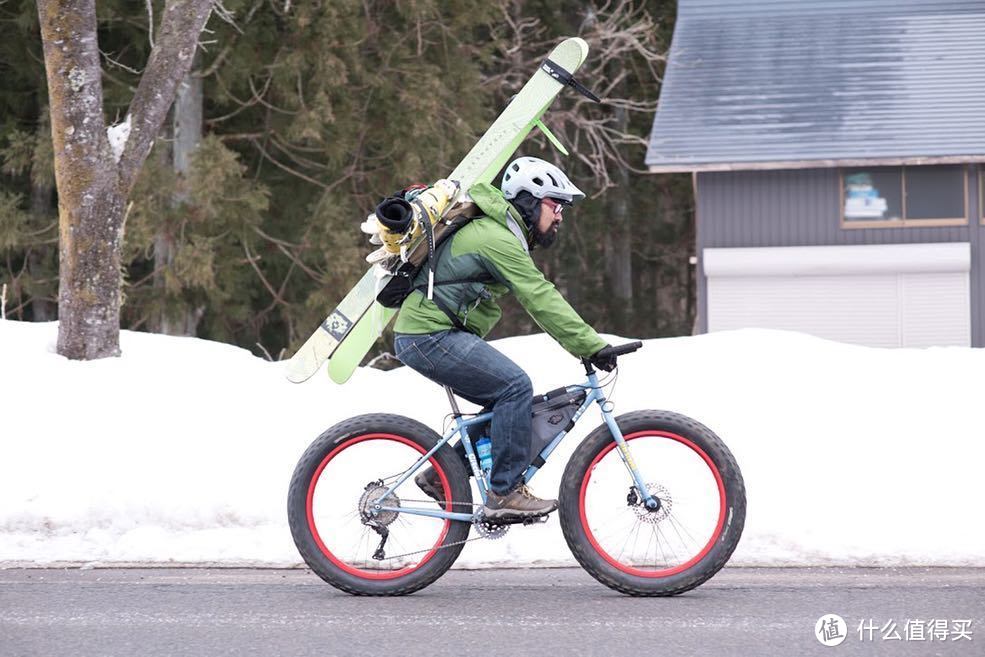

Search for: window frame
xmin=839 ymin=165 xmax=968 ymax=229
xmin=980 ymin=166 xmax=984 ymax=226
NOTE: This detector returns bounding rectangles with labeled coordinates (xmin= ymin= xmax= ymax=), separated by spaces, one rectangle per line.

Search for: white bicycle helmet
xmin=501 ymin=156 xmax=585 ymax=204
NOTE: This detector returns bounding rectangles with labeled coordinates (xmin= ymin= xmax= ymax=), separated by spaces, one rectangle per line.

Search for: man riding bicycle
xmin=393 ymin=156 xmax=616 ymax=521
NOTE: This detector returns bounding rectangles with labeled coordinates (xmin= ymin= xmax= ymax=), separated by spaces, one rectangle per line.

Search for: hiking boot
xmin=414 ymin=467 xmax=444 ymax=503
xmin=483 ymin=484 xmax=558 ymax=521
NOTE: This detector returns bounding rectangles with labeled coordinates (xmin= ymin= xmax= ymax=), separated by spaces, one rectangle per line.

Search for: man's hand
xmin=589 ymin=345 xmax=617 ymax=372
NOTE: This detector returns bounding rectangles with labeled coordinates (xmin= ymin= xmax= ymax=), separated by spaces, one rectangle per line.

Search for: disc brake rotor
xmin=631 ymin=483 xmax=672 ymax=524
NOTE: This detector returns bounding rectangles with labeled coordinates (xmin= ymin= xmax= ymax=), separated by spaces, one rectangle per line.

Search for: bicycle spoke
xmin=666 ymin=511 xmax=700 ymax=551
xmin=580 ymin=431 xmax=725 ymax=576
xmin=304 ymin=434 xmax=457 ymax=576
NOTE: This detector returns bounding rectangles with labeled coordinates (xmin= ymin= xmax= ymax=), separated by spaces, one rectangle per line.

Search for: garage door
xmin=703 ymin=242 xmax=971 ymax=348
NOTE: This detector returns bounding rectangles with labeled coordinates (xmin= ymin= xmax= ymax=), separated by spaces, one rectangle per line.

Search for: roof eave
xmin=648 ymin=154 xmax=985 ymax=174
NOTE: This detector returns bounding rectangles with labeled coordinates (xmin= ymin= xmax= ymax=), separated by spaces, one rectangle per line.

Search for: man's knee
xmin=504 ymin=371 xmax=533 ymax=400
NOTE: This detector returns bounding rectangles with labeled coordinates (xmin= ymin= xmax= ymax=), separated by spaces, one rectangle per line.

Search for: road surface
xmin=1 ymin=567 xmax=981 ymax=656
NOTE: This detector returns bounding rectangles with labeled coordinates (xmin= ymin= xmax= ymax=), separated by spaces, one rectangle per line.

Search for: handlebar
xmin=598 ymin=341 xmax=643 ymax=358
xmin=580 ymin=341 xmax=643 ymax=374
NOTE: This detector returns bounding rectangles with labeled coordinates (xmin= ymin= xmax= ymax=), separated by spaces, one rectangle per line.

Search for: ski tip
xmin=284 ymin=358 xmax=319 ymax=383
xmin=285 ymin=370 xmax=314 ymax=384
xmin=552 ymin=37 xmax=589 ymax=62
xmin=327 ymin=366 xmax=355 ymax=385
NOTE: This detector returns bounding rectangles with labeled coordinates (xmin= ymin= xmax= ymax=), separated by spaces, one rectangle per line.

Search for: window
xmin=841 ymin=165 xmax=967 ymax=228
xmin=905 ymin=166 xmax=966 ymax=220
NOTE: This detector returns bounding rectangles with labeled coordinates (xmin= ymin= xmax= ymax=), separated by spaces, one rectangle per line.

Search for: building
xmin=646 ymin=0 xmax=985 ymax=347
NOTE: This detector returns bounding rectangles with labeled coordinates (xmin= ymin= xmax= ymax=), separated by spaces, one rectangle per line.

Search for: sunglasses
xmin=542 ymin=198 xmax=567 ymax=215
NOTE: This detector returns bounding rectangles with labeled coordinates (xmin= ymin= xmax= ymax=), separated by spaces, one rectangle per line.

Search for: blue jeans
xmin=393 ymin=330 xmax=533 ymax=495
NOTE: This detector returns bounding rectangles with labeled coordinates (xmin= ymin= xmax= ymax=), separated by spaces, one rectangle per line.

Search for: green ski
xmin=285 ymin=37 xmax=594 ymax=384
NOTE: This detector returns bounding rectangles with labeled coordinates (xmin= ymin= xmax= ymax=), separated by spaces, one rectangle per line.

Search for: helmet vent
xmin=532 ymin=177 xmax=544 ymax=186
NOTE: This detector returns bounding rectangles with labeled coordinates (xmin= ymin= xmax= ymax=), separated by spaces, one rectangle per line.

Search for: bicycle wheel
xmin=287 ymin=413 xmax=472 ymax=595
xmin=559 ymin=410 xmax=745 ymax=596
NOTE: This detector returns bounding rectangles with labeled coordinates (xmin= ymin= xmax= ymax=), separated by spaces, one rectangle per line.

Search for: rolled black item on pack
xmin=375 ymin=197 xmax=415 ymax=233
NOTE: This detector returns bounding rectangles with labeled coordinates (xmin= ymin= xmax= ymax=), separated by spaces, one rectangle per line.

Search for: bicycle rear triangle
xmin=286 ymin=341 xmax=747 ymax=596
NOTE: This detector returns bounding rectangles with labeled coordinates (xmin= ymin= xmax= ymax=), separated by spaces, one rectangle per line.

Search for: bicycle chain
xmin=397 ymin=498 xmax=480 ymax=508
xmin=369 ymin=501 xmax=508 ymax=562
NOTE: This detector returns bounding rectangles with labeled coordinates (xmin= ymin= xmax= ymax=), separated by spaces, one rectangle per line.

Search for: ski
xmin=285 ymin=37 xmax=593 ymax=384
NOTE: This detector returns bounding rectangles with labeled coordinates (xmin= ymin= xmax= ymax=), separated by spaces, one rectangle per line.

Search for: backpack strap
xmin=504 ymin=206 xmax=530 ymax=253
xmin=402 ymin=201 xmax=526 ymax=334
xmin=414 ymin=229 xmax=494 ymax=335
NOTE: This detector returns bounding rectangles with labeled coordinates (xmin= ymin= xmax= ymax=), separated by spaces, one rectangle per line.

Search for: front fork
xmin=596 ymin=395 xmax=661 ymax=512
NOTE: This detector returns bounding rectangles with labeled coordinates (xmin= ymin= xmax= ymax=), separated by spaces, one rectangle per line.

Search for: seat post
xmin=444 ymin=386 xmax=462 ymax=417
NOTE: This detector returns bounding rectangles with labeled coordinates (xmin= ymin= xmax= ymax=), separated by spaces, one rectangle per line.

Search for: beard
xmin=534 ymin=221 xmax=560 ymax=248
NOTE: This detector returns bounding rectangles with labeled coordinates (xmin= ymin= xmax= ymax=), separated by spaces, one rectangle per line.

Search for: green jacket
xmin=393 ymin=182 xmax=607 ymax=359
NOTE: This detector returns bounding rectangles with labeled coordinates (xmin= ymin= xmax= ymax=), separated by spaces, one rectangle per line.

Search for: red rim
xmin=306 ymin=433 xmax=452 ymax=580
xmin=578 ymin=430 xmax=727 ymax=578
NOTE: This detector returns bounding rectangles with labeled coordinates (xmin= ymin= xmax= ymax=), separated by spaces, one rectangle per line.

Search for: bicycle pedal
xmin=485 ymin=514 xmax=547 ymax=527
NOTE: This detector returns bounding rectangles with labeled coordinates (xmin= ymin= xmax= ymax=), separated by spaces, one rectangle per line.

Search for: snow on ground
xmin=1 ymin=319 xmax=983 ymax=568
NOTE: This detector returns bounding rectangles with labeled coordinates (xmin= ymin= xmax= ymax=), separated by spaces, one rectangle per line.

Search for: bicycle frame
xmin=372 ymin=370 xmax=658 ymax=524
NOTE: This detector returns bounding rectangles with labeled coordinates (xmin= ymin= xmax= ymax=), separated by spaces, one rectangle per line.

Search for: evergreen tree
xmin=0 ymin=1 xmax=694 ymax=363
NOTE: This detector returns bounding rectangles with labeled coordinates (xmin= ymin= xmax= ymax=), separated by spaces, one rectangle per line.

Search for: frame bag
xmin=529 ymin=388 xmax=587 ymax=462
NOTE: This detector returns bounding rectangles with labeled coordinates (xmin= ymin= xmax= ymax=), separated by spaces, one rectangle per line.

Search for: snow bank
xmin=1 ymin=319 xmax=983 ymax=568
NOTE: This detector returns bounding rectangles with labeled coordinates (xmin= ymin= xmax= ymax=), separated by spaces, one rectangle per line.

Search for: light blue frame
xmin=372 ymin=371 xmax=657 ymax=524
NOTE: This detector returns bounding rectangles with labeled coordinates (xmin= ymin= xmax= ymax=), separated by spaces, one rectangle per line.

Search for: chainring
xmin=472 ymin=511 xmax=509 ymax=540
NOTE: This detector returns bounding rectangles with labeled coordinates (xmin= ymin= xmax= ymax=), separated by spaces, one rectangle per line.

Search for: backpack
xmin=375 ymin=198 xmax=491 ymax=333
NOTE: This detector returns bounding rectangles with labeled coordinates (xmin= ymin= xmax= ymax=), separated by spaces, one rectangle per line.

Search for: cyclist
xmin=393 ymin=156 xmax=616 ymax=521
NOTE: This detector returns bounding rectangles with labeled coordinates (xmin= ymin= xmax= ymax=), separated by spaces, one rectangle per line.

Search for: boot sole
xmin=415 ymin=476 xmax=443 ymax=504
xmin=482 ymin=503 xmax=559 ymax=522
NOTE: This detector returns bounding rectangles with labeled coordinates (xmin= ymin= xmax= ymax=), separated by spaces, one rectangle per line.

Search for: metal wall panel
xmin=970 ymin=165 xmax=984 ymax=346
xmin=694 ymin=168 xmax=982 ymax=345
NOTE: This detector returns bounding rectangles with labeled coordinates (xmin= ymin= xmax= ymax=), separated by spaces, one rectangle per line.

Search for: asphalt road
xmin=0 ymin=567 xmax=982 ymax=657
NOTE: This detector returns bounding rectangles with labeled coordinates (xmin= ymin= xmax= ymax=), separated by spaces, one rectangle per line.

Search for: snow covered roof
xmin=646 ymin=0 xmax=985 ymax=172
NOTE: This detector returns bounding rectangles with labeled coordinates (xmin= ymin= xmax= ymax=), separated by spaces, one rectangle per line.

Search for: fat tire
xmin=558 ymin=410 xmax=746 ymax=596
xmin=287 ymin=413 xmax=472 ymax=596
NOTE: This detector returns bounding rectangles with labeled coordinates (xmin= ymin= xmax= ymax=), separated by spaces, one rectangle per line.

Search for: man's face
xmin=534 ymin=197 xmax=565 ymax=248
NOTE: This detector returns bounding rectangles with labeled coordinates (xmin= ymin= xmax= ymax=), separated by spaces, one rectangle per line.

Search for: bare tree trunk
xmin=37 ymin=0 xmax=214 ymax=359
xmin=173 ymin=70 xmax=203 ymax=184
xmin=603 ymin=106 xmax=633 ymax=335
xmin=157 ymin=66 xmax=204 ymax=336
xmin=38 ymin=0 xmax=124 ymax=357
xmin=28 ymin=176 xmax=57 ymax=322
xmin=26 ymin=100 xmax=58 ymax=322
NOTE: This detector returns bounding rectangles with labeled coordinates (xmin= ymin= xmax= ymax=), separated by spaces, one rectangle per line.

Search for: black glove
xmin=590 ymin=345 xmax=617 ymax=372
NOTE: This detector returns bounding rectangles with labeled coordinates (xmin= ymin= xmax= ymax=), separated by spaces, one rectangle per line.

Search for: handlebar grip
xmin=596 ymin=341 xmax=643 ymax=358
xmin=609 ymin=340 xmax=643 ymax=356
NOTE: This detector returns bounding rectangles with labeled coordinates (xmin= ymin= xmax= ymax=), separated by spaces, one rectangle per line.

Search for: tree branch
xmin=118 ymin=0 xmax=214 ymax=195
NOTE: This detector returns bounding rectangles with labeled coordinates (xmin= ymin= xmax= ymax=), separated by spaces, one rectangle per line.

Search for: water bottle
xmin=476 ymin=437 xmax=493 ymax=476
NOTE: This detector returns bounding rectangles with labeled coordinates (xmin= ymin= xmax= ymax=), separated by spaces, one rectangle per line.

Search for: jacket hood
xmin=468 ymin=183 xmax=531 ymax=240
